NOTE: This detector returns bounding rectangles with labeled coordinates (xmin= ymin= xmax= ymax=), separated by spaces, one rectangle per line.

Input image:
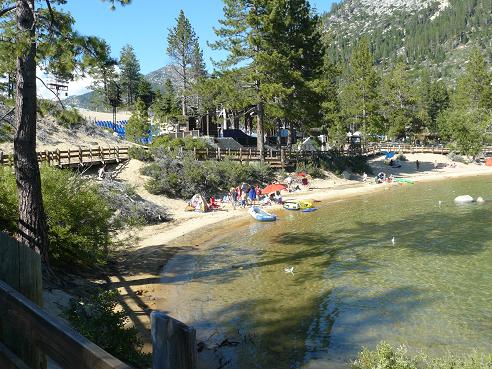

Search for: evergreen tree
xmin=119 ymin=44 xmax=141 ymax=105
xmin=126 ymin=99 xmax=150 ymax=143
xmin=379 ymin=62 xmax=419 ymax=139
xmin=0 ymin=0 xmax=129 ymax=262
xmin=438 ymin=48 xmax=492 ymax=156
xmin=167 ymin=10 xmax=201 ymax=116
xmin=152 ymin=79 xmax=180 ymax=124
xmin=136 ymin=79 xmax=155 ymax=108
xmin=339 ymin=38 xmax=380 ymax=136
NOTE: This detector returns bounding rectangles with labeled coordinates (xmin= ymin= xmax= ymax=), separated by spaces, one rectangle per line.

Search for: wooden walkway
xmin=0 ymin=144 xmax=490 ymax=169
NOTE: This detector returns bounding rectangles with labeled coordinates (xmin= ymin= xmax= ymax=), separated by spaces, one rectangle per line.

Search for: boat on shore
xmin=284 ymin=201 xmax=301 ymax=210
xmin=249 ymin=206 xmax=277 ymax=222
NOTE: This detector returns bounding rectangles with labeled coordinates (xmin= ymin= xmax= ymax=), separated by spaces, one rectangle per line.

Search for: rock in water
xmin=454 ymin=195 xmax=474 ymax=204
xmin=476 ymin=197 xmax=485 ymax=204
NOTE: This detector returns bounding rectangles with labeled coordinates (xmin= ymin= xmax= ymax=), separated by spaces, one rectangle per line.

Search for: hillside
xmin=64 ymin=65 xmax=179 ymax=110
xmin=323 ymin=0 xmax=492 ymax=80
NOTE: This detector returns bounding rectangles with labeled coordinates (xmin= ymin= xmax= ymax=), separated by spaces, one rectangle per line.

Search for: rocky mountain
xmin=323 ymin=0 xmax=492 ymax=80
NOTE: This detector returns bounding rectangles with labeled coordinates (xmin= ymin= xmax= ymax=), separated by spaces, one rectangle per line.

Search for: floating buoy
xmin=476 ymin=197 xmax=485 ymax=204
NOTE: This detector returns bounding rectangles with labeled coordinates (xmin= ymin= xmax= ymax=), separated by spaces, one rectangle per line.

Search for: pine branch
xmin=36 ymin=76 xmax=66 ymax=109
xmin=0 ymin=5 xmax=15 ymax=18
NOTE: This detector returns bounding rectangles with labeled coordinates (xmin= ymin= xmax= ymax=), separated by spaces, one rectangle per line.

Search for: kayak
xmin=301 ymin=207 xmax=318 ymax=213
xmin=284 ymin=201 xmax=300 ymax=210
xmin=394 ymin=178 xmax=414 ymax=184
xmin=297 ymin=200 xmax=314 ymax=209
xmin=249 ymin=206 xmax=277 ymax=222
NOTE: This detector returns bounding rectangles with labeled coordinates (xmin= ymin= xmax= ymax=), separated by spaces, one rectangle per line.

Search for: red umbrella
xmin=262 ymin=183 xmax=287 ymax=194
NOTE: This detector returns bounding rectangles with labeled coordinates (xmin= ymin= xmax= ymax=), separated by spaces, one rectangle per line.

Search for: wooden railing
xmin=0 ymin=146 xmax=130 ymax=168
xmin=1 ymin=144 xmax=491 ymax=169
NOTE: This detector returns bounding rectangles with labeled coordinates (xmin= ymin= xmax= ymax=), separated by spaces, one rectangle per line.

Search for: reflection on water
xmin=160 ymin=176 xmax=492 ymax=369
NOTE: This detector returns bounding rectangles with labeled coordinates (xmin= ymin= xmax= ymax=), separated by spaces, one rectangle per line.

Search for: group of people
xmin=226 ymin=183 xmax=283 ymax=209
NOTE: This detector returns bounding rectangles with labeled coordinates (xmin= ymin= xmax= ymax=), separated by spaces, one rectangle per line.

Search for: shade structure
xmin=262 ymin=184 xmax=287 ymax=194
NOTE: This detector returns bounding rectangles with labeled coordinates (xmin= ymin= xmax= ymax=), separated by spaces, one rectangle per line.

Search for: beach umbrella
xmin=262 ymin=184 xmax=287 ymax=194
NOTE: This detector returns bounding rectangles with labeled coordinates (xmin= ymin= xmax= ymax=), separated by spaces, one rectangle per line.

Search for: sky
xmin=39 ymin=0 xmax=337 ymax=98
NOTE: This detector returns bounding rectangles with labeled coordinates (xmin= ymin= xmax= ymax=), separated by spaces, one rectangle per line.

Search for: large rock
xmin=454 ymin=195 xmax=474 ymax=204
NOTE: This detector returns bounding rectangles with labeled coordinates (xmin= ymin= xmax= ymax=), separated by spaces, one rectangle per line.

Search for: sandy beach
xmin=104 ymin=153 xmax=492 ymax=351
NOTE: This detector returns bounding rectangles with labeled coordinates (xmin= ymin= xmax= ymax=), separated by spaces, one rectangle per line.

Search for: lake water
xmin=161 ymin=175 xmax=492 ymax=369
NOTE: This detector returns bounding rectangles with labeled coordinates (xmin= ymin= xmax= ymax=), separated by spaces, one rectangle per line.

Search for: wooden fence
xmin=0 ymin=233 xmax=197 ymax=369
xmin=0 ymin=232 xmax=133 ymax=369
xmin=0 ymin=146 xmax=130 ymax=168
xmin=1 ymin=144 xmax=491 ymax=169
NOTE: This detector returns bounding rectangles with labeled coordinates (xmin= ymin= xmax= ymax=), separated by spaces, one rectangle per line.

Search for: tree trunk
xmin=256 ymin=101 xmax=265 ymax=161
xmin=14 ymin=0 xmax=49 ymax=264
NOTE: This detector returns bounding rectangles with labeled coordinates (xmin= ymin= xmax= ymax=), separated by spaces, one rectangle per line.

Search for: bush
xmin=152 ymin=135 xmax=210 ymax=150
xmin=0 ymin=166 xmax=17 ymax=233
xmin=38 ymin=99 xmax=84 ymax=127
xmin=142 ymin=153 xmax=275 ymax=199
xmin=448 ymin=151 xmax=469 ymax=164
xmin=67 ymin=290 xmax=150 ymax=368
xmin=98 ymin=180 xmax=170 ymax=226
xmin=128 ymin=146 xmax=154 ymax=162
xmin=0 ymin=122 xmax=13 ymax=143
xmin=0 ymin=166 xmax=115 ymax=269
xmin=296 ymin=162 xmax=326 ymax=179
xmin=397 ymin=153 xmax=408 ymax=161
xmin=41 ymin=166 xmax=114 ymax=269
xmin=353 ymin=342 xmax=492 ymax=369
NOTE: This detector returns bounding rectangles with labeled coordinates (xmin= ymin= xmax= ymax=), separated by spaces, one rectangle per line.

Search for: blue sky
xmin=62 ymin=0 xmax=337 ymax=74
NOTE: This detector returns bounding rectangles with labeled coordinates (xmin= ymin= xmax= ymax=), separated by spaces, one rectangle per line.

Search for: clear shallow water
xmin=161 ymin=176 xmax=492 ymax=369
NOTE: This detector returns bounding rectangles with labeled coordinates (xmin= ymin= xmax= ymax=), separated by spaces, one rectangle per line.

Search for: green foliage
xmin=352 ymin=342 xmax=492 ymax=369
xmin=296 ymin=162 xmax=326 ymax=179
xmin=438 ymin=49 xmax=492 ymax=156
xmin=142 ymin=153 xmax=274 ymax=199
xmin=0 ymin=166 xmax=114 ymax=269
xmin=126 ymin=99 xmax=150 ymax=143
xmin=339 ymin=38 xmax=381 ymax=135
xmin=151 ymin=135 xmax=210 ymax=150
xmin=151 ymin=79 xmax=181 ymax=123
xmin=0 ymin=122 xmax=13 ymax=143
xmin=128 ymin=146 xmax=154 ymax=162
xmin=67 ymin=290 xmax=150 ymax=368
xmin=318 ymin=152 xmax=372 ymax=175
xmin=38 ymin=99 xmax=84 ymax=127
xmin=119 ymin=44 xmax=142 ymax=105
xmin=0 ymin=166 xmax=17 ymax=233
xmin=40 ymin=166 xmax=114 ymax=269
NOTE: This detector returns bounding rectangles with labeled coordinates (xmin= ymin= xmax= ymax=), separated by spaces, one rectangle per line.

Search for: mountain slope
xmin=323 ymin=0 xmax=492 ymax=80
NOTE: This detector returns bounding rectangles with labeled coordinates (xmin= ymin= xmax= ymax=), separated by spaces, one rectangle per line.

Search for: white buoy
xmin=477 ymin=197 xmax=485 ymax=204
xmin=454 ymin=195 xmax=474 ymax=204
xmin=391 ymin=237 xmax=395 ymax=245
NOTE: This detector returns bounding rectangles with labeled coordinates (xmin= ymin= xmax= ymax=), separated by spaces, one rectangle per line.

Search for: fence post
xmin=239 ymin=148 xmax=242 ymax=163
xmin=56 ymin=149 xmax=61 ymax=167
xmin=78 ymin=147 xmax=83 ymax=165
xmin=151 ymin=311 xmax=197 ymax=369
xmin=280 ymin=148 xmax=285 ymax=169
xmin=0 ymin=151 xmax=3 ymax=166
xmin=0 ymin=233 xmax=44 ymax=369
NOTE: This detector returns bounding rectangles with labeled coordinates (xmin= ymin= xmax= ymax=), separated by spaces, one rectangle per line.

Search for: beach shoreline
xmin=105 ymin=153 xmax=492 ymax=352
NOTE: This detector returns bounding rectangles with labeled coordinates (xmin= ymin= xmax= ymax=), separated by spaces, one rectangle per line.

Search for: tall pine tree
xmin=339 ymin=38 xmax=380 ymax=137
xmin=119 ymin=44 xmax=141 ymax=105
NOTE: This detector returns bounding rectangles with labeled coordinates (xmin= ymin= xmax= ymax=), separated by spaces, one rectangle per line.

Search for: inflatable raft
xmin=249 ymin=206 xmax=277 ymax=222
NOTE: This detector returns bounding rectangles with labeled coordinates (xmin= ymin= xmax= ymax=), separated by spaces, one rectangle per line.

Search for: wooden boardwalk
xmin=0 ymin=144 xmax=490 ymax=169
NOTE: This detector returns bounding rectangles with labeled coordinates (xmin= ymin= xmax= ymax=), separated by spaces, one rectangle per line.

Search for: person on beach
xmin=241 ymin=191 xmax=247 ymax=208
xmin=274 ymin=191 xmax=283 ymax=204
xmin=416 ymin=160 xmax=420 ymax=170
xmin=248 ymin=186 xmax=257 ymax=204
xmin=362 ymin=172 xmax=368 ymax=182
xmin=229 ymin=187 xmax=237 ymax=209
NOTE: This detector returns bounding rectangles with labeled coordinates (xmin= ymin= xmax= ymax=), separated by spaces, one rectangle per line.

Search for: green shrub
xmin=142 ymin=153 xmax=275 ymax=199
xmin=67 ymin=290 xmax=150 ymax=368
xmin=448 ymin=152 xmax=469 ymax=164
xmin=353 ymin=342 xmax=492 ymax=369
xmin=0 ymin=166 xmax=115 ymax=269
xmin=296 ymin=162 xmax=326 ymax=179
xmin=397 ymin=153 xmax=408 ymax=161
xmin=317 ymin=151 xmax=372 ymax=175
xmin=41 ymin=166 xmax=114 ymax=268
xmin=128 ymin=146 xmax=154 ymax=162
xmin=0 ymin=166 xmax=17 ymax=233
xmin=38 ymin=99 xmax=84 ymax=127
xmin=0 ymin=122 xmax=13 ymax=143
xmin=152 ymin=135 xmax=210 ymax=150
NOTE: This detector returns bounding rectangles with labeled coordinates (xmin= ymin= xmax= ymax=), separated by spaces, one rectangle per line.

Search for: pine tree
xmin=167 ymin=10 xmax=201 ymax=116
xmin=339 ymin=38 xmax=381 ymax=137
xmin=438 ymin=48 xmax=492 ymax=156
xmin=152 ymin=78 xmax=180 ymax=124
xmin=126 ymin=98 xmax=150 ymax=143
xmin=379 ymin=62 xmax=418 ymax=139
xmin=0 ymin=0 xmax=129 ymax=262
xmin=119 ymin=44 xmax=142 ymax=105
